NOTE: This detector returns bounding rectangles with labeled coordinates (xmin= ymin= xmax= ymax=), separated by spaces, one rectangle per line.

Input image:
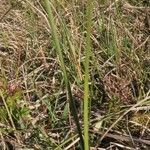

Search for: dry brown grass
xmin=0 ymin=0 xmax=149 ymax=149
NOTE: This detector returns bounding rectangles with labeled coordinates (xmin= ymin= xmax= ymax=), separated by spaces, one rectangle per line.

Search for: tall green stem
xmin=43 ymin=0 xmax=84 ymax=149
xmin=84 ymin=0 xmax=93 ymax=149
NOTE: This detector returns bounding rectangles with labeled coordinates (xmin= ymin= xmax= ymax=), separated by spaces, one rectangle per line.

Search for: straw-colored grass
xmin=0 ymin=0 xmax=149 ymax=149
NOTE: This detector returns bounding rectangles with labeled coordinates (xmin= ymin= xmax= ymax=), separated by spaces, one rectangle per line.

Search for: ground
xmin=0 ymin=0 xmax=150 ymax=149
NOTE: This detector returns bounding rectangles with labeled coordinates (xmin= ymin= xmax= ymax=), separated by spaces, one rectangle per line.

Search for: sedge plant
xmin=42 ymin=0 xmax=84 ymax=149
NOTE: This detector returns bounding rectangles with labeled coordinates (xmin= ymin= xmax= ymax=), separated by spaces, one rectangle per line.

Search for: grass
xmin=83 ymin=0 xmax=93 ymax=149
xmin=0 ymin=0 xmax=150 ymax=149
xmin=43 ymin=0 xmax=84 ymax=149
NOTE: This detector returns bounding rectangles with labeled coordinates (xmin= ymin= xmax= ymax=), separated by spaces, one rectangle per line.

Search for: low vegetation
xmin=0 ymin=0 xmax=149 ymax=149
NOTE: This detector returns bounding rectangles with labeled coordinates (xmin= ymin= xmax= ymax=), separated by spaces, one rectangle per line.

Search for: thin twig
xmin=90 ymin=129 xmax=150 ymax=145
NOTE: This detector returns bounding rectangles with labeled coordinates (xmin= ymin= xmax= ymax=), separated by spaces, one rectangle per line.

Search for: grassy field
xmin=0 ymin=0 xmax=150 ymax=149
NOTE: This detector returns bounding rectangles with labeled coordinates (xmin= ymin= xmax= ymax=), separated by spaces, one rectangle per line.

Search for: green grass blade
xmin=84 ymin=0 xmax=93 ymax=149
xmin=43 ymin=0 xmax=84 ymax=149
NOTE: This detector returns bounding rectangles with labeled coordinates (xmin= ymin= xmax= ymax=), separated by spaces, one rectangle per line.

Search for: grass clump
xmin=0 ymin=0 xmax=149 ymax=149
